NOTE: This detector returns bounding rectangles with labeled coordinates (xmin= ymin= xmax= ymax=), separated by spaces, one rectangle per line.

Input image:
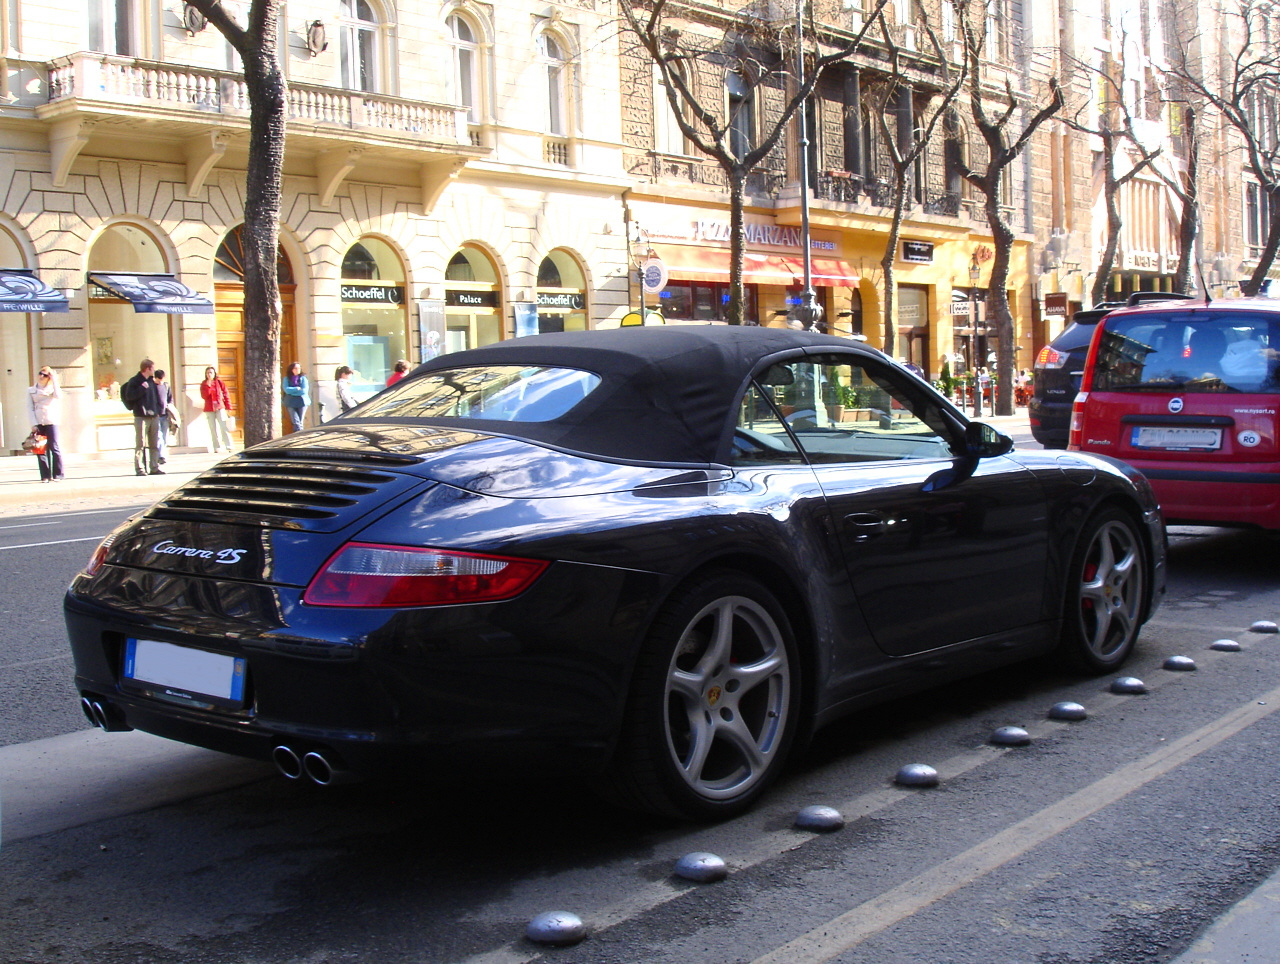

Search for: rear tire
xmin=1057 ymin=507 xmax=1147 ymax=673
xmin=609 ymin=571 xmax=799 ymax=821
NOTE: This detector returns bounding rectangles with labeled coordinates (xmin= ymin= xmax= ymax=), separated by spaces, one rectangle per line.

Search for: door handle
xmin=845 ymin=511 xmax=887 ymax=540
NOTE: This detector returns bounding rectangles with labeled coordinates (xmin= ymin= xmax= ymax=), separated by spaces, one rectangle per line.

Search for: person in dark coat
xmin=121 ymin=358 xmax=163 ymax=475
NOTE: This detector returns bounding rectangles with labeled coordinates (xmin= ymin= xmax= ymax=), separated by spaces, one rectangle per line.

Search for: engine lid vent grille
xmin=148 ymin=458 xmax=422 ymax=531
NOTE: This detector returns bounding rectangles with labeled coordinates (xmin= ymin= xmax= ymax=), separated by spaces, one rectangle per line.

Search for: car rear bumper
xmin=65 ymin=560 xmax=663 ymax=775
xmin=1136 ymin=462 xmax=1280 ymax=529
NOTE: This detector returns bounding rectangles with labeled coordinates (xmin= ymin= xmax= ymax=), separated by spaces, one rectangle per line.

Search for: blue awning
xmin=88 ymin=272 xmax=214 ymax=314
xmin=0 ymin=269 xmax=69 ymax=312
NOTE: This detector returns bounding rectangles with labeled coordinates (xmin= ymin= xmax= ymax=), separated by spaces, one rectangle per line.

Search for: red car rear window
xmin=1092 ymin=311 xmax=1280 ymax=394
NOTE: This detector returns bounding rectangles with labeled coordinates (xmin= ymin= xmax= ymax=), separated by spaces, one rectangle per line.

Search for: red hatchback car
xmin=1070 ymin=297 xmax=1280 ymax=529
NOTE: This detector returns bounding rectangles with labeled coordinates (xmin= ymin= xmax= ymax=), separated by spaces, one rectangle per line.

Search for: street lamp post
xmin=969 ymin=255 xmax=982 ymax=417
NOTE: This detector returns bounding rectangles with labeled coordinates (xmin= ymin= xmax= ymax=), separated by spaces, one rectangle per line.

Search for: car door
xmin=760 ymin=353 xmax=1049 ymax=658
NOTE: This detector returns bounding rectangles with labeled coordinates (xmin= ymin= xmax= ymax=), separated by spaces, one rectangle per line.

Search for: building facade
xmin=0 ymin=0 xmax=631 ymax=457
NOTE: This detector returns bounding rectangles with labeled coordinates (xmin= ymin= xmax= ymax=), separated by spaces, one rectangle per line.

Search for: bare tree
xmin=188 ymin=0 xmax=286 ymax=444
xmin=953 ymin=1 xmax=1063 ymax=416
xmin=621 ymin=0 xmax=891 ymax=325
xmin=1149 ymin=100 xmax=1202 ymax=296
xmin=1169 ymin=0 xmax=1280 ymax=295
xmin=868 ymin=11 xmax=967 ymax=357
xmin=1061 ymin=37 xmax=1162 ymax=306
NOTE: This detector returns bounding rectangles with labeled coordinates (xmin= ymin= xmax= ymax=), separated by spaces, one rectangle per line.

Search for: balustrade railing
xmin=47 ymin=52 xmax=468 ymax=142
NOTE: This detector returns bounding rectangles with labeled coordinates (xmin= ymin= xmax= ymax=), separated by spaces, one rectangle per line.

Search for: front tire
xmin=1058 ymin=507 xmax=1147 ymax=673
xmin=610 ymin=571 xmax=799 ymax=821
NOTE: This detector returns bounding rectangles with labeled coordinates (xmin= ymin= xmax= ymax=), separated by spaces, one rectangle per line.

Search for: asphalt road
xmin=3 ymin=442 xmax=1280 ymax=964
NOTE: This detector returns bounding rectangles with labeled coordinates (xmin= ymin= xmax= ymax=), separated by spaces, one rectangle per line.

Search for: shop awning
xmin=650 ymin=245 xmax=861 ymax=287
xmin=88 ymin=272 xmax=214 ymax=314
xmin=0 ymin=269 xmax=69 ymax=312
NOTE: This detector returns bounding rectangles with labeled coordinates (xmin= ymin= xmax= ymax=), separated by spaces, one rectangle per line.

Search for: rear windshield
xmin=356 ymin=365 xmax=601 ymax=421
xmin=1093 ymin=311 xmax=1280 ymax=394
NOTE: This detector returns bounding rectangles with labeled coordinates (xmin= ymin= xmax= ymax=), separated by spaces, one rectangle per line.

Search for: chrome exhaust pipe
xmin=82 ymin=697 xmax=132 ymax=732
xmin=301 ymin=750 xmax=356 ymax=786
xmin=272 ymin=744 xmax=303 ymax=780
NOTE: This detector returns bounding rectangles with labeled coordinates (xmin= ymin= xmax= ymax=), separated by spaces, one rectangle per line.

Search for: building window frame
xmin=338 ymin=0 xmax=385 ymax=94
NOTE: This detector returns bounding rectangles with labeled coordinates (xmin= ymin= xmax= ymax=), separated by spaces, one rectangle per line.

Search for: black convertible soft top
xmin=407 ymin=326 xmax=877 ymax=465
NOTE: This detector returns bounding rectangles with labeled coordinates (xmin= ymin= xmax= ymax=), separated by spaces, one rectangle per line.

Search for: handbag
xmin=22 ymin=430 xmax=47 ymax=455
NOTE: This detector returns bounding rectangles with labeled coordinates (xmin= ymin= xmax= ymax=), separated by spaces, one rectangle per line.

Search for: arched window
xmin=538 ymin=33 xmax=569 ymax=136
xmin=725 ymin=70 xmax=754 ymax=160
xmin=653 ymin=64 xmax=689 ymax=156
xmin=447 ymin=14 xmax=481 ymax=123
xmin=339 ymin=0 xmax=381 ymax=93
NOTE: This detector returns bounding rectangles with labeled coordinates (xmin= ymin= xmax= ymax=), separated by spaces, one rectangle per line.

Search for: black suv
xmin=1030 ymin=294 xmax=1189 ymax=448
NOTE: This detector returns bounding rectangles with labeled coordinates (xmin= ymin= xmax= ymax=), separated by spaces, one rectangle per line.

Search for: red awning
xmin=651 ymin=245 xmax=860 ymax=287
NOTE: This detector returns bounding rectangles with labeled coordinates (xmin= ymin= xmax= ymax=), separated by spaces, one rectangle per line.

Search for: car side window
xmin=732 ymin=380 xmax=804 ymax=465
xmin=760 ymin=355 xmax=957 ymax=464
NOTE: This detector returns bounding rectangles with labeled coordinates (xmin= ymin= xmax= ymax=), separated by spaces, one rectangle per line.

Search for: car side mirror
xmin=965 ymin=421 xmax=1014 ymax=459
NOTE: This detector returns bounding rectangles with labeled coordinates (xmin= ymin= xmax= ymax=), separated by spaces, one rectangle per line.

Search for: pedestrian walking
xmin=336 ymin=366 xmax=357 ymax=414
xmin=25 ymin=366 xmax=63 ymax=482
xmin=201 ymin=366 xmax=234 ymax=452
xmin=121 ymin=358 xmax=164 ymax=475
xmin=282 ymin=362 xmax=309 ymax=432
xmin=386 ymin=359 xmax=409 ymax=387
xmin=153 ymin=369 xmax=180 ymax=465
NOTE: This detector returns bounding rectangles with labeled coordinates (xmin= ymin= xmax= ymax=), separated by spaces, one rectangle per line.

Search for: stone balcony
xmin=30 ymin=51 xmax=488 ymax=209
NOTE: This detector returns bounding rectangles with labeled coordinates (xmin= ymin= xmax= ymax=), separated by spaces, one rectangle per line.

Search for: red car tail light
xmin=1067 ymin=393 xmax=1088 ymax=449
xmin=303 ymin=543 xmax=549 ymax=608
xmin=1035 ymin=345 xmax=1068 ymax=369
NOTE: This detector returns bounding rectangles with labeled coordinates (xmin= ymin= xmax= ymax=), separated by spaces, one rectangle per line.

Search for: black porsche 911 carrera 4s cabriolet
xmin=66 ymin=326 xmax=1165 ymax=819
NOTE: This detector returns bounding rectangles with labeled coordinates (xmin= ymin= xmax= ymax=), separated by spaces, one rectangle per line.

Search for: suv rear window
xmin=1092 ymin=311 xmax=1280 ymax=394
xmin=357 ymin=365 xmax=601 ymax=421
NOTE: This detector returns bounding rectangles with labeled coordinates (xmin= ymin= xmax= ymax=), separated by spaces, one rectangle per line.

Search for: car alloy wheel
xmin=610 ymin=571 xmax=799 ymax=820
xmin=1061 ymin=508 xmax=1146 ymax=672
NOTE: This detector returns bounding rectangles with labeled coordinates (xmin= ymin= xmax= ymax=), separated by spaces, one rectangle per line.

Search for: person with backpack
xmin=121 ymin=358 xmax=164 ymax=475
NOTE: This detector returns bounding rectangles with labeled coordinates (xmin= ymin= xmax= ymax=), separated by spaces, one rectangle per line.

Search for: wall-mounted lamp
xmin=306 ymin=20 xmax=328 ymax=57
xmin=183 ymin=3 xmax=207 ymax=35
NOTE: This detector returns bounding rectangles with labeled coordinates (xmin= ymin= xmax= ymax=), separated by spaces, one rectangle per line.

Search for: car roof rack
xmin=1126 ymin=291 xmax=1194 ymax=307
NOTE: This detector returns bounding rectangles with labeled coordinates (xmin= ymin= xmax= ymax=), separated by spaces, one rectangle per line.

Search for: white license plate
xmin=1131 ymin=426 xmax=1223 ymax=451
xmin=123 ymin=638 xmax=246 ymax=706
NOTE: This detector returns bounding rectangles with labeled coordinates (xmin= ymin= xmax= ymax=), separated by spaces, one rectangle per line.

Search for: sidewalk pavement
xmin=0 ymin=446 xmax=232 ymax=509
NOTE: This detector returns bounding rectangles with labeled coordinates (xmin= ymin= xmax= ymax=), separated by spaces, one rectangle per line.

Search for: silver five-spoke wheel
xmin=1061 ymin=508 xmax=1147 ymax=672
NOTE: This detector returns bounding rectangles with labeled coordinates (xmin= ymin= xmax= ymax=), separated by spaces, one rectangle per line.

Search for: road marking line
xmin=458 ymin=642 xmax=1259 ymax=964
xmin=0 ymin=521 xmax=56 ymax=530
xmin=0 ymin=535 xmax=102 ymax=550
xmin=749 ymin=686 xmax=1280 ymax=964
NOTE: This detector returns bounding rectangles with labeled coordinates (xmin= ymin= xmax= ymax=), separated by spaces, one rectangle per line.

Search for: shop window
xmin=536 ymin=250 xmax=587 ymax=333
xmin=88 ymin=223 xmax=171 ymax=415
xmin=659 ymin=281 xmax=757 ymax=324
xmin=341 ymin=237 xmax=407 ymax=399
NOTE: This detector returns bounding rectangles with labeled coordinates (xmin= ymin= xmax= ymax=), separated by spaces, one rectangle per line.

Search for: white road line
xmin=0 ymin=535 xmax=102 ymax=550
xmin=0 ymin=521 xmax=56 ymax=530
xmin=459 ymin=639 xmax=1256 ymax=964
xmin=748 ymin=685 xmax=1280 ymax=964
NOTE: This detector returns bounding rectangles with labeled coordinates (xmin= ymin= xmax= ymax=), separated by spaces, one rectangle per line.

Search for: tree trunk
xmin=984 ymin=178 xmax=1016 ymax=417
xmin=727 ymin=169 xmax=746 ymax=325
xmin=1092 ymin=134 xmax=1122 ymax=306
xmin=240 ymin=32 xmax=287 ymax=445
xmin=1174 ymin=117 xmax=1199 ymax=296
xmin=880 ymin=168 xmax=910 ymax=358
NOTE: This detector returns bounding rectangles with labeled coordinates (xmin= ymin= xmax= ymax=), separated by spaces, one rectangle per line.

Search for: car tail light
xmin=303 ymin=543 xmax=549 ymax=608
xmin=1035 ymin=345 xmax=1068 ymax=370
xmin=1067 ymin=392 xmax=1088 ymax=449
xmin=83 ymin=533 xmax=118 ymax=577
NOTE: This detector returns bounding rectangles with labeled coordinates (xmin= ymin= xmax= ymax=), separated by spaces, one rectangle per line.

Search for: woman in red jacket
xmin=200 ymin=366 xmax=234 ymax=453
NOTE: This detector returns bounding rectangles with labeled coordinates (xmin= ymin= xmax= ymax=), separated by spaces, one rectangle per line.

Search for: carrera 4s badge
xmin=151 ymin=540 xmax=247 ymax=564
